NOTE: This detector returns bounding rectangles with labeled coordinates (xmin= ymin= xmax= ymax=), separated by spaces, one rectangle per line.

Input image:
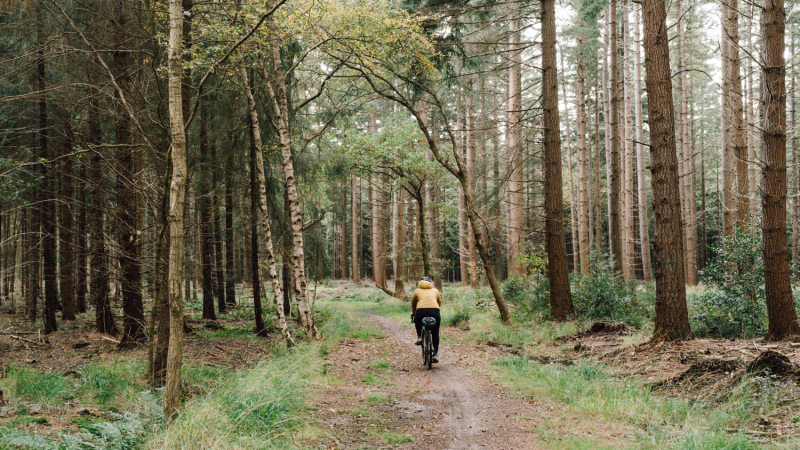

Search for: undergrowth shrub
xmin=690 ymin=227 xmax=766 ymax=338
xmin=501 ymin=276 xmax=550 ymax=320
xmin=571 ymin=252 xmax=651 ymax=326
xmin=445 ymin=303 xmax=471 ymax=327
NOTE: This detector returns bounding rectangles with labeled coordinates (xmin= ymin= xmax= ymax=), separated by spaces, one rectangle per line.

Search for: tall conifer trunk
xmin=609 ymin=0 xmax=623 ymax=273
xmin=115 ymin=0 xmax=145 ymax=345
xmin=542 ymin=0 xmax=575 ymax=320
xmin=352 ymin=175 xmax=360 ymax=283
xmin=60 ymin=123 xmax=75 ymax=321
xmin=761 ymin=0 xmax=800 ymax=340
xmin=576 ymin=27 xmax=589 ymax=274
xmin=642 ymin=0 xmax=693 ymax=342
xmin=507 ymin=18 xmax=524 ymax=277
xmin=634 ymin=4 xmax=652 ymax=280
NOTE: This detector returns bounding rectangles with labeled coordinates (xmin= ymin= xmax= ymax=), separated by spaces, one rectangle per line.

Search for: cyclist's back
xmin=411 ymin=277 xmax=441 ymax=363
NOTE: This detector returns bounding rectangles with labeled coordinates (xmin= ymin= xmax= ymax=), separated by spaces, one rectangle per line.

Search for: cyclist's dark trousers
xmin=414 ymin=308 xmax=440 ymax=352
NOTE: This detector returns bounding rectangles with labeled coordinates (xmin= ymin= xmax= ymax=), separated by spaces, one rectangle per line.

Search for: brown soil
xmin=306 ymin=312 xmax=636 ymax=449
xmin=551 ymin=323 xmax=800 ymax=438
xmin=0 ymin=315 xmax=277 ymax=375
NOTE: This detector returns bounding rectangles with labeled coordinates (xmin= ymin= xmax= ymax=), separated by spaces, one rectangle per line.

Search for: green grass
xmin=491 ymin=355 xmax=796 ymax=449
xmin=366 ymin=393 xmax=389 ymax=403
xmin=2 ymin=367 xmax=75 ymax=406
xmin=348 ymin=405 xmax=370 ymax=416
xmin=385 ymin=432 xmax=413 ymax=443
xmin=351 ymin=326 xmax=383 ymax=341
xmin=361 ymin=373 xmax=388 ymax=386
xmin=78 ymin=360 xmax=144 ymax=408
xmin=148 ymin=345 xmax=321 ymax=449
xmin=369 ymin=360 xmax=391 ymax=369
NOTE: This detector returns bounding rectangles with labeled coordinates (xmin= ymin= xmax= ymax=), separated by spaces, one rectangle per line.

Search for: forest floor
xmin=307 ymin=282 xmax=800 ymax=449
xmin=2 ymin=282 xmax=800 ymax=449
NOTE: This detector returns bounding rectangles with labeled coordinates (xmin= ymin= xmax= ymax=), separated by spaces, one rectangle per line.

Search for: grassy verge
xmin=0 ymin=304 xmax=377 ymax=450
xmin=490 ymin=355 xmax=800 ymax=449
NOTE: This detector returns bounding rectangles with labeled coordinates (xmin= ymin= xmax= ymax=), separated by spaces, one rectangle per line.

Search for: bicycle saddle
xmin=422 ymin=317 xmax=436 ymax=326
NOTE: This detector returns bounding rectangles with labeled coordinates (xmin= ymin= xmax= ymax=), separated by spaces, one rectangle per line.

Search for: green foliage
xmin=385 ymin=433 xmax=413 ymax=443
xmin=501 ymin=276 xmax=550 ymax=319
xmin=444 ymin=303 xmax=471 ymax=327
xmin=0 ymin=397 xmax=161 ymax=450
xmin=690 ymin=228 xmax=766 ymax=338
xmin=365 ymin=393 xmax=389 ymax=403
xmin=571 ymin=252 xmax=651 ymax=326
xmin=78 ymin=361 xmax=143 ymax=407
xmin=4 ymin=368 xmax=75 ymax=407
xmin=491 ymin=356 xmax=781 ymax=449
xmin=361 ymin=373 xmax=387 ymax=386
xmin=152 ymin=347 xmax=317 ymax=449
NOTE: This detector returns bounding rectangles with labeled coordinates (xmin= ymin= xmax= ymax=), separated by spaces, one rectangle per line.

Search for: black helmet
xmin=420 ymin=276 xmax=433 ymax=284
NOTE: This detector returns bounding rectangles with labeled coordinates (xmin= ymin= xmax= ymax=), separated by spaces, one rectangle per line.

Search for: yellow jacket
xmin=411 ymin=280 xmax=442 ymax=313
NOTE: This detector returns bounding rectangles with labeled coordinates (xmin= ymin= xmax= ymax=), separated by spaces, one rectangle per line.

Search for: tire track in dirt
xmin=311 ymin=311 xmax=544 ymax=449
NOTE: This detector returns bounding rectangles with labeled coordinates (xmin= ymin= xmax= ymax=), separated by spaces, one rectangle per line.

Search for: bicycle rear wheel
xmin=425 ymin=329 xmax=433 ymax=370
xmin=421 ymin=327 xmax=429 ymax=367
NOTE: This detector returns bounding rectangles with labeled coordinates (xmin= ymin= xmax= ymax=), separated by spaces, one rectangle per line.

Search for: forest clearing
xmin=5 ymin=0 xmax=800 ymax=447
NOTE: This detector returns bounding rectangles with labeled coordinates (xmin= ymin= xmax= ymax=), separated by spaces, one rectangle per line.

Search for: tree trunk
xmin=76 ymin=160 xmax=87 ymax=314
xmin=721 ymin=0 xmax=736 ymax=238
xmin=603 ymin=15 xmax=613 ymax=257
xmin=559 ymin=52 xmax=579 ymax=273
xmin=115 ymin=1 xmax=145 ymax=345
xmin=238 ymin=59 xmax=293 ymax=344
xmin=507 ymin=18 xmax=525 ymax=277
xmin=724 ymin=0 xmax=750 ymax=228
xmin=792 ymin=32 xmax=799 ymax=278
xmin=622 ymin=2 xmax=634 ymax=279
xmin=264 ymin=37 xmax=320 ymax=338
xmin=199 ymin=93 xmax=216 ymax=321
xmin=395 ymin=188 xmax=408 ymax=299
xmin=352 ymin=175 xmax=360 ymax=283
xmin=248 ymin=133 xmax=265 ymax=335
xmin=340 ymin=186 xmax=349 ymax=280
xmin=642 ymin=0 xmax=693 ymax=342
xmin=761 ymin=0 xmax=800 ymax=340
xmin=595 ymin=83 xmax=603 ymax=254
xmin=89 ymin=91 xmax=115 ymax=335
xmin=542 ymin=0 xmax=575 ymax=320
xmin=38 ymin=11 xmax=57 ymax=334
xmin=609 ymin=0 xmax=623 ymax=273
xmin=212 ymin=136 xmax=226 ymax=313
xmin=576 ymin=29 xmax=589 ymax=275
xmin=149 ymin=163 xmax=170 ymax=388
xmin=225 ymin=151 xmax=236 ymax=306
xmin=633 ymin=4 xmax=653 ymax=280
xmin=163 ymin=0 xmax=189 ymax=419
xmin=60 ymin=124 xmax=75 ymax=321
xmin=466 ymin=79 xmax=479 ymax=288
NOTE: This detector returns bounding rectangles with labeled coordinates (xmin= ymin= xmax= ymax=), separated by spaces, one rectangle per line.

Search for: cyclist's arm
xmin=436 ymin=291 xmax=442 ymax=308
xmin=411 ymin=291 xmax=419 ymax=315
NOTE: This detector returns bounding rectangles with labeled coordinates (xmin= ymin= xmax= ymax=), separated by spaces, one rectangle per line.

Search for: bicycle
xmin=417 ymin=315 xmax=437 ymax=370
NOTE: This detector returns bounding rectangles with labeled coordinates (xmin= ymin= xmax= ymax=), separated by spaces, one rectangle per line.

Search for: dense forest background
xmin=2 ymin=0 xmax=800 ymax=422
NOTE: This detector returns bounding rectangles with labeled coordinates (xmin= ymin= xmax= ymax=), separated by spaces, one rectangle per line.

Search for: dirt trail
xmin=310 ymin=311 xmax=546 ymax=449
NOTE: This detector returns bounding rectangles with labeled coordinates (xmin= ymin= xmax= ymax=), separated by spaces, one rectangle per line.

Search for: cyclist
xmin=410 ymin=276 xmax=441 ymax=363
